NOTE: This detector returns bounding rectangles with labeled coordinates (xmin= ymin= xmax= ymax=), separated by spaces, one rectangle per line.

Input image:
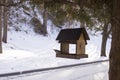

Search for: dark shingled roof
xmin=56 ymin=28 xmax=90 ymax=42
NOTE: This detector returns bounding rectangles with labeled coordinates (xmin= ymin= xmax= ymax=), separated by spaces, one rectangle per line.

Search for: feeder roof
xmin=56 ymin=28 xmax=90 ymax=42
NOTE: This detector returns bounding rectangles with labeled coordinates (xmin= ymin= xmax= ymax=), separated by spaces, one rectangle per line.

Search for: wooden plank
xmin=56 ymin=53 xmax=88 ymax=59
xmin=54 ymin=49 xmax=61 ymax=54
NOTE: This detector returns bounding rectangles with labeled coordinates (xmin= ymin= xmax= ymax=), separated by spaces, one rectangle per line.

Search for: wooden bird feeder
xmin=55 ymin=28 xmax=90 ymax=59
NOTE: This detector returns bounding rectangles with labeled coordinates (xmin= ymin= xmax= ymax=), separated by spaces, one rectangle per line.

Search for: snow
xmin=0 ymin=28 xmax=111 ymax=80
xmin=1 ymin=61 xmax=109 ymax=80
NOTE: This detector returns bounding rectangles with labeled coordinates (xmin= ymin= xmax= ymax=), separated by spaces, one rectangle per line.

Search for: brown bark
xmin=3 ymin=0 xmax=8 ymax=43
xmin=80 ymin=21 xmax=85 ymax=28
xmin=0 ymin=1 xmax=2 ymax=53
xmin=101 ymin=23 xmax=109 ymax=57
xmin=109 ymin=0 xmax=120 ymax=80
xmin=42 ymin=3 xmax=47 ymax=36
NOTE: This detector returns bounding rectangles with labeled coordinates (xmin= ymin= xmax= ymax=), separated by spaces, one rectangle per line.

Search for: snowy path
xmin=0 ymin=61 xmax=109 ymax=80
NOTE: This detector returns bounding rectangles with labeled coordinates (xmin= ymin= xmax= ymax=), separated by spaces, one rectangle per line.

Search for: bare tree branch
xmin=0 ymin=0 xmax=26 ymax=7
xmin=107 ymin=25 xmax=112 ymax=36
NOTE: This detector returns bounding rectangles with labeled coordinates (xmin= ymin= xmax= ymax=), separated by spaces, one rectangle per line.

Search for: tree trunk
xmin=80 ymin=21 xmax=85 ymax=28
xmin=42 ymin=3 xmax=47 ymax=36
xmin=109 ymin=0 xmax=120 ymax=80
xmin=0 ymin=1 xmax=2 ymax=53
xmin=101 ymin=24 xmax=108 ymax=56
xmin=2 ymin=0 xmax=8 ymax=43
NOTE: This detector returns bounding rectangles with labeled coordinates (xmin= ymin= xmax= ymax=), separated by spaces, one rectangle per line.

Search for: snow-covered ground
xmin=1 ymin=61 xmax=109 ymax=80
xmin=0 ymin=28 xmax=111 ymax=80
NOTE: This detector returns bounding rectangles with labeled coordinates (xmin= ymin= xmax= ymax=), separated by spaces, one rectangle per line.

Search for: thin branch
xmin=49 ymin=0 xmax=79 ymax=7
xmin=107 ymin=25 xmax=112 ymax=36
xmin=0 ymin=0 xmax=26 ymax=7
xmin=61 ymin=0 xmax=78 ymax=6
